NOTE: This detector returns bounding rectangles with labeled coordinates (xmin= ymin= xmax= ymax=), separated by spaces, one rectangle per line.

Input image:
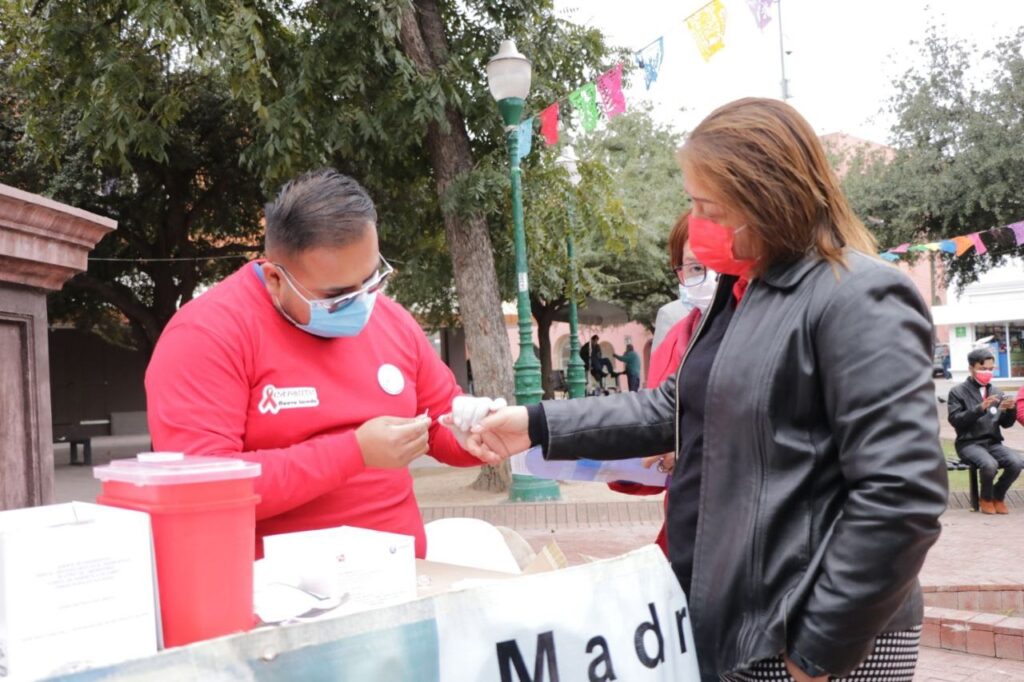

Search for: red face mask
xmin=975 ymin=370 xmax=994 ymax=385
xmin=689 ymin=216 xmax=756 ymax=278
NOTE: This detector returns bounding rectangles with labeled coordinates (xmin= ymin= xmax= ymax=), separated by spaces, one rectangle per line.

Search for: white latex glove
xmin=440 ymin=396 xmax=508 ymax=448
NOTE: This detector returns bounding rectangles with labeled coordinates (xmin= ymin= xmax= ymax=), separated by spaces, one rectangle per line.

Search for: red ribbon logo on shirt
xmin=259 ymin=385 xmax=280 ymax=415
xmin=257 ymin=384 xmax=319 ymax=415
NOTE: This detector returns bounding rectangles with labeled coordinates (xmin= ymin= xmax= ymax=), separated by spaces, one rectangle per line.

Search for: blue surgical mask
xmin=678 ymin=284 xmax=691 ymax=306
xmin=284 ymin=292 xmax=378 ymax=338
xmin=259 ymin=261 xmax=387 ymax=338
xmin=684 ymin=269 xmax=718 ymax=313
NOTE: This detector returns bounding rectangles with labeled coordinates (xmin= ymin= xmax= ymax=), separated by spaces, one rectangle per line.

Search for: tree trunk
xmin=532 ymin=297 xmax=558 ymax=399
xmin=400 ymin=0 xmax=515 ymax=492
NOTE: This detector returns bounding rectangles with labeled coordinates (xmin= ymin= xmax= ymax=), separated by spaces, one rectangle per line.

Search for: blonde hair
xmin=679 ymin=98 xmax=876 ymax=272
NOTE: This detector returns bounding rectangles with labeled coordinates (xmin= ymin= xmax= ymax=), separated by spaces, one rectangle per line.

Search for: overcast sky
xmin=550 ymin=0 xmax=1024 ymax=144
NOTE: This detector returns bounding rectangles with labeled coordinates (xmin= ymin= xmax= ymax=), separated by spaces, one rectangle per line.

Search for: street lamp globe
xmin=487 ymin=40 xmax=532 ymax=124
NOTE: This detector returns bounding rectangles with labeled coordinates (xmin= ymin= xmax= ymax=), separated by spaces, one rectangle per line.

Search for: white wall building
xmin=931 ymin=258 xmax=1024 ymax=383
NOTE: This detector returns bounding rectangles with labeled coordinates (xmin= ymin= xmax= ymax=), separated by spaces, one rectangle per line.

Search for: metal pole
xmin=777 ymin=0 xmax=789 ymax=100
xmin=498 ymin=97 xmax=560 ymax=502
xmin=564 ymin=198 xmax=586 ymax=399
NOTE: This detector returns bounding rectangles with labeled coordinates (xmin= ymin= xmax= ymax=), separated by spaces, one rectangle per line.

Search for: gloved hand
xmin=440 ymin=396 xmax=508 ymax=448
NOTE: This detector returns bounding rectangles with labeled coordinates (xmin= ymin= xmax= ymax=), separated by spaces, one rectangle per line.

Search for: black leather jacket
xmin=538 ymin=252 xmax=948 ymax=680
xmin=947 ymin=378 xmax=1016 ymax=448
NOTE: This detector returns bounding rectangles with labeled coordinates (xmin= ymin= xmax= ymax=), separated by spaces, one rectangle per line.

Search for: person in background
xmin=145 ymin=168 xmax=501 ymax=558
xmin=612 ymin=344 xmax=642 ymax=391
xmin=947 ymin=347 xmax=1021 ymax=514
xmin=651 ymin=231 xmax=695 ymax=351
xmin=581 ymin=334 xmax=616 ymax=388
xmin=464 ymin=98 xmax=947 ymax=682
xmin=608 ymin=212 xmax=717 ymax=555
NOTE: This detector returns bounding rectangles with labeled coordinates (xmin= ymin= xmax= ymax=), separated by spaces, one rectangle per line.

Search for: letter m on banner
xmin=497 ymin=631 xmax=560 ymax=682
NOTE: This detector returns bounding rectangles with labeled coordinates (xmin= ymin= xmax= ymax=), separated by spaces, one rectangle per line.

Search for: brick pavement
xmin=914 ymin=647 xmax=1024 ymax=681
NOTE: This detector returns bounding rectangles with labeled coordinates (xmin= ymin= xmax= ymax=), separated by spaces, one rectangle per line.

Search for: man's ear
xmin=261 ymin=262 xmax=283 ymax=297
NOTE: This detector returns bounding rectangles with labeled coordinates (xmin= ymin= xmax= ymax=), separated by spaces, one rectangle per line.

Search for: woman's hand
xmin=463 ymin=406 xmax=530 ymax=465
xmin=642 ymin=452 xmax=676 ymax=474
xmin=784 ymin=655 xmax=827 ymax=682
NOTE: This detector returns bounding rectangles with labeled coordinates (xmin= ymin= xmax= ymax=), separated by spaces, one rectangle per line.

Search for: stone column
xmin=0 ymin=183 xmax=116 ymax=510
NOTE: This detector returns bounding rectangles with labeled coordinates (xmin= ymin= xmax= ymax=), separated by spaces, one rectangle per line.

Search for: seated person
xmin=947 ymin=348 xmax=1022 ymax=514
xmin=581 ymin=335 xmax=616 ymax=385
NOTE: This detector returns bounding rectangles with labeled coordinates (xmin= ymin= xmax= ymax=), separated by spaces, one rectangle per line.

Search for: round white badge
xmin=377 ymin=364 xmax=405 ymax=396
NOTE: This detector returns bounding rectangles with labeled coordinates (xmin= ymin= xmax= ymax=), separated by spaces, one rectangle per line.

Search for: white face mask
xmin=683 ymin=269 xmax=718 ymax=312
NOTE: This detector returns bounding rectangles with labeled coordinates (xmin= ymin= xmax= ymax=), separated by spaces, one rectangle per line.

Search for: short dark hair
xmin=264 ymin=168 xmax=377 ymax=255
xmin=626 ymin=344 xmax=634 ymax=352
xmin=968 ymin=348 xmax=995 ymax=367
xmin=591 ymin=335 xmax=599 ymax=342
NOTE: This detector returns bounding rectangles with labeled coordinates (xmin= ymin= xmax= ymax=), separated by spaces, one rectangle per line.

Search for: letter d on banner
xmin=634 ymin=603 xmax=665 ymax=668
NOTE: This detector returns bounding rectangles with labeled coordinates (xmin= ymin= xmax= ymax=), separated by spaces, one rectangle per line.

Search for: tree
xmin=0 ymin=6 xmax=267 ymax=354
xmin=580 ymin=105 xmax=688 ymax=327
xmin=2 ymin=0 xmax=622 ymax=491
xmin=520 ymin=151 xmax=634 ymax=398
xmin=516 ymin=106 xmax=688 ymax=398
xmin=842 ymin=26 xmax=1024 ymax=289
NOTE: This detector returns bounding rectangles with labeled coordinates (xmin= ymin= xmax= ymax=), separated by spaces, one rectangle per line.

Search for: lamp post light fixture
xmin=487 ymin=39 xmax=560 ymax=502
xmin=556 ymin=145 xmax=587 ymax=400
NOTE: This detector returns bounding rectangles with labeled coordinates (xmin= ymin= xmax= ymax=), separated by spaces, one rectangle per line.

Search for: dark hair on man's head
xmin=591 ymin=335 xmax=599 ymax=342
xmin=264 ymin=168 xmax=377 ymax=255
xmin=626 ymin=344 xmax=634 ymax=352
xmin=968 ymin=347 xmax=995 ymax=367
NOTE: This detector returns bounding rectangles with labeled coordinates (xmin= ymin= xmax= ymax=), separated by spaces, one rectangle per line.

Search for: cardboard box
xmin=0 ymin=502 xmax=159 ymax=680
xmin=262 ymin=526 xmax=416 ymax=616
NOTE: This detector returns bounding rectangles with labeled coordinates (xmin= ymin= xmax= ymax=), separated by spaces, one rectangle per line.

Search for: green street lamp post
xmin=487 ymin=39 xmax=560 ymax=502
xmin=556 ymin=145 xmax=587 ymax=400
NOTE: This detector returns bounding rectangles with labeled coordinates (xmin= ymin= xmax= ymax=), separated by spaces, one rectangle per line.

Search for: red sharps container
xmin=94 ymin=452 xmax=261 ymax=647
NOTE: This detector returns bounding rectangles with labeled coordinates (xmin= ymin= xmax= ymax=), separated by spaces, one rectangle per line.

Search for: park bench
xmin=946 ymin=457 xmax=980 ymax=512
xmin=55 ymin=411 xmax=151 ymax=466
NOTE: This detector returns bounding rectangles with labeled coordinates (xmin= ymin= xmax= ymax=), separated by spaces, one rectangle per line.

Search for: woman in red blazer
xmin=608 ymin=212 xmax=717 ymax=554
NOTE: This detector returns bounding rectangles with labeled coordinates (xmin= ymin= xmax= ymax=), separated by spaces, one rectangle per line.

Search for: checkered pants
xmin=721 ymin=627 xmax=921 ymax=681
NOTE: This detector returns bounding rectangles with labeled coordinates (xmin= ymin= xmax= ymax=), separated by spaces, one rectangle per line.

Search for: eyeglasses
xmin=275 ymin=256 xmax=393 ymax=313
xmin=674 ymin=261 xmax=708 ymax=287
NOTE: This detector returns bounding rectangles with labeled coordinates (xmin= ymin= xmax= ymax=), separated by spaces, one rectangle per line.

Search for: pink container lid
xmin=94 ymin=452 xmax=261 ymax=486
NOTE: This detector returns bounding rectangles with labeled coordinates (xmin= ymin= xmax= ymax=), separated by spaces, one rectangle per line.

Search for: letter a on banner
xmin=687 ymin=0 xmax=727 ymax=62
xmin=596 ymin=64 xmax=627 ymax=119
xmin=636 ymin=37 xmax=665 ymax=90
xmin=569 ymin=82 xmax=601 ymax=132
xmin=539 ymin=103 xmax=560 ymax=146
xmin=746 ymin=0 xmax=774 ymax=30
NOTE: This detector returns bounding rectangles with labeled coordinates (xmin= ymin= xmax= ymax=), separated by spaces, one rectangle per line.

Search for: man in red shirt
xmin=146 ymin=168 xmax=498 ymax=557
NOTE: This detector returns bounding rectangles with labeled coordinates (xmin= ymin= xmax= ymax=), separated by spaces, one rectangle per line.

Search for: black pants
xmin=627 ymin=373 xmax=640 ymax=391
xmin=590 ymin=358 xmax=614 ymax=383
xmin=957 ymin=441 xmax=1023 ymax=501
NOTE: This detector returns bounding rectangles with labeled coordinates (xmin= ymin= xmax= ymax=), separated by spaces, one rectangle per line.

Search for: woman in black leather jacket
xmin=464 ymin=98 xmax=948 ymax=682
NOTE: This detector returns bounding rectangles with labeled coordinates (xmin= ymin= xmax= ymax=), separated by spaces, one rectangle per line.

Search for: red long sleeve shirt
xmin=145 ymin=262 xmax=479 ymax=557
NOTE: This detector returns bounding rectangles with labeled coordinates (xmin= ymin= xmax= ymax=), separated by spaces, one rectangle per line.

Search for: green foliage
xmin=842 ymin=26 xmax=1024 ymax=288
xmin=1 ymin=5 xmax=265 ymax=353
xmin=580 ymin=105 xmax=687 ymax=327
xmin=0 ymin=0 xmax=636 ymax=353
